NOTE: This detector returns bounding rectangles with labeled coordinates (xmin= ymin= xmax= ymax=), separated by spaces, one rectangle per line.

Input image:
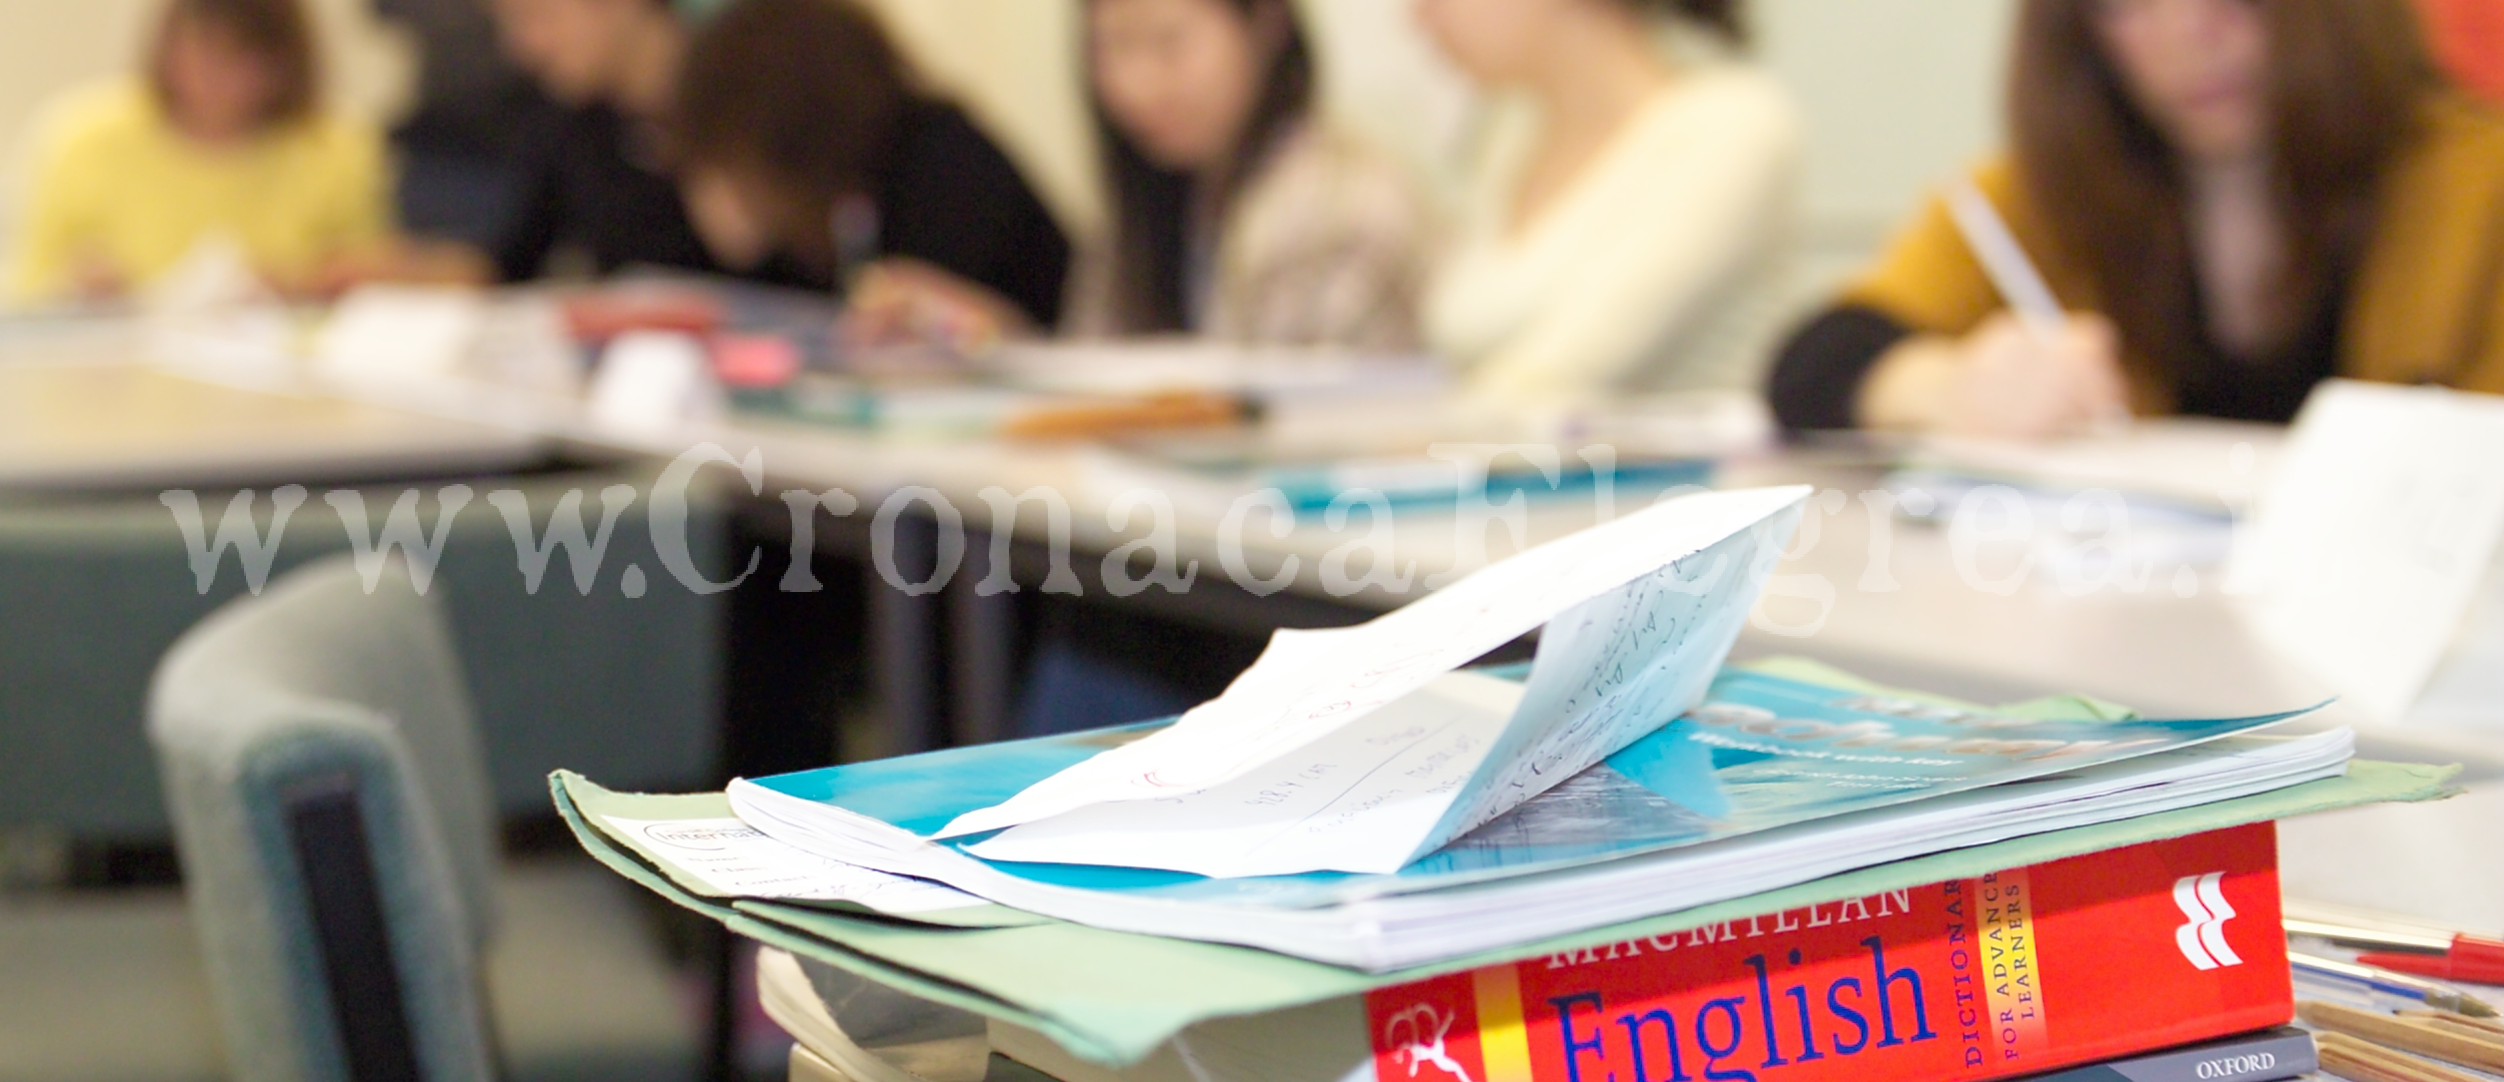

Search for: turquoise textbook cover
xmin=733 ymin=668 xmax=2320 ymax=909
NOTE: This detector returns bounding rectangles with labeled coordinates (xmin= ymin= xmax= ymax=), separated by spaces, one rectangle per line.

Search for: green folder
xmin=554 ymin=657 xmax=2458 ymax=1067
xmin=555 ymin=762 xmax=2451 ymax=1066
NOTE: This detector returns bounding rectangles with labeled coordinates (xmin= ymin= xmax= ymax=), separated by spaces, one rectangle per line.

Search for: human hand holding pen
xmin=1869 ymin=172 xmax=2139 ymax=439
xmin=842 ymin=258 xmax=1031 ymax=357
xmin=1859 ymin=312 xmax=2132 ymax=439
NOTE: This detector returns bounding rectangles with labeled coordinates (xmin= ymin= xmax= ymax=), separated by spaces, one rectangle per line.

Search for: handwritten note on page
xmin=601 ymin=816 xmax=982 ymax=912
xmin=939 ymin=486 xmax=1807 ymax=876
xmin=1428 ymin=515 xmax=1787 ymax=849
xmin=966 ymin=670 xmax=1525 ymax=876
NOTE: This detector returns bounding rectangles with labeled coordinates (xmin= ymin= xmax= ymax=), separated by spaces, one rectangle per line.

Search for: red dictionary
xmin=1366 ymin=823 xmax=2290 ymax=1082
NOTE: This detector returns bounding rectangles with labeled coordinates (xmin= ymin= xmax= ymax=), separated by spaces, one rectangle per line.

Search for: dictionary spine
xmin=2014 ymin=1027 xmax=2316 ymax=1082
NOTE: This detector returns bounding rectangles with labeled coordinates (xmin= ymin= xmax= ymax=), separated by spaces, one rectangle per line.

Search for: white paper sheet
xmin=601 ymin=815 xmax=982 ymax=912
xmin=1429 ymin=519 xmax=1781 ymax=846
xmin=1915 ymin=418 xmax=2283 ymax=507
xmin=2230 ymin=381 xmax=2504 ymax=722
xmin=313 ymin=285 xmax=486 ymax=380
xmin=967 ymin=671 xmax=1525 ymax=876
xmin=936 ymin=485 xmax=1807 ymax=876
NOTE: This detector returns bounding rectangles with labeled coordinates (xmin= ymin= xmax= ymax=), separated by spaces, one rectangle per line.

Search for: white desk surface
xmin=266 ymin=325 xmax=2504 ymax=731
xmin=20 ymin=314 xmax=2497 ymax=741
xmin=681 ymin=384 xmax=2504 ymax=778
xmin=0 ymin=321 xmax=548 ymax=491
xmin=351 ymin=361 xmax=1645 ymax=609
xmin=696 ymin=413 xmax=2504 ymax=928
xmin=12 ymin=306 xmax=2498 ymax=927
xmin=695 ymin=410 xmax=2504 ymax=928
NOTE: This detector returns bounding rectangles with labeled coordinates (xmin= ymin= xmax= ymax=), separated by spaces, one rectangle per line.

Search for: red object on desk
xmin=2357 ymin=942 xmax=2504 ymax=987
xmin=711 ymin=334 xmax=802 ymax=388
xmin=563 ymin=292 xmax=725 ymax=343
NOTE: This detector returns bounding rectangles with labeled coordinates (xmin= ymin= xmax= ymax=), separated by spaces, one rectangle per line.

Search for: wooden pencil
xmin=2410 ymin=1013 xmax=2504 ymax=1045
xmin=2316 ymin=1031 xmax=2487 ymax=1082
xmin=2300 ymin=1001 xmax=2504 ymax=1073
xmin=2401 ymin=1008 xmax=2504 ymax=1039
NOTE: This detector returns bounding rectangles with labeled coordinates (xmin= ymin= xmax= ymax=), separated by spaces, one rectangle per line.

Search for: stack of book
xmin=555 ymin=486 xmax=2466 ymax=1082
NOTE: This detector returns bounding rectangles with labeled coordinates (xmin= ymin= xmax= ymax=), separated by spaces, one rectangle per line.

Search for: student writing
xmin=483 ymin=0 xmax=771 ymax=284
xmin=1769 ymin=0 xmax=2504 ymax=438
xmin=670 ymin=0 xmax=1072 ymax=348
xmin=6 ymin=0 xmax=388 ymax=304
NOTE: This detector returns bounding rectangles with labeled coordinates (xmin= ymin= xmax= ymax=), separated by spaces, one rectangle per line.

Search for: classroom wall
xmin=1757 ymin=0 xmax=2014 ymax=297
xmin=0 ymin=2 xmax=155 ymax=182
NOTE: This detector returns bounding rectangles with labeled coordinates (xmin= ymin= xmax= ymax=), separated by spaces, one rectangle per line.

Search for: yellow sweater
xmin=1842 ymin=93 xmax=2504 ymax=410
xmin=5 ymin=81 xmax=389 ymax=305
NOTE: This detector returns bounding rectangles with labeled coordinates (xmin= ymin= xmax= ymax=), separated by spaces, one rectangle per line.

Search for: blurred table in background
xmin=1714 ymin=452 xmax=2504 ymax=933
xmin=0 ymin=360 xmax=544 ymax=491
xmin=11 ymin=297 xmax=2500 ymax=937
xmin=0 ymin=327 xmax=718 ymax=847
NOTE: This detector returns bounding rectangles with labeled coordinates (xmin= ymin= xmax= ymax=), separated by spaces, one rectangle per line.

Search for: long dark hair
xmin=2010 ymin=0 xmax=2435 ymax=387
xmin=149 ymin=0 xmax=320 ymax=127
xmin=1091 ymin=0 xmax=1313 ymax=334
xmin=1627 ymin=0 xmax=1747 ymax=44
xmin=675 ymin=0 xmax=913 ymax=269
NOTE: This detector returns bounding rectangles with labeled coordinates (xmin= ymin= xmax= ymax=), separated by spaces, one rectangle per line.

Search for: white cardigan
xmin=1424 ymin=66 xmax=1801 ymax=405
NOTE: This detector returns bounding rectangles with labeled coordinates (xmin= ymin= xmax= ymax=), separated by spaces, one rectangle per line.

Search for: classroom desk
xmin=69 ymin=312 xmax=2504 ymax=1080
xmin=319 ymin=317 xmax=2504 ymax=1045
xmin=280 ymin=330 xmax=2504 ymax=780
xmin=0 ymin=345 xmax=548 ymax=492
xmin=1720 ymin=453 xmax=2313 ymax=713
xmin=38 ymin=303 xmax=2498 ymax=781
xmin=670 ymin=414 xmax=1685 ymax=748
xmin=0 ymin=326 xmax=713 ymax=837
xmin=1709 ymin=453 xmax=2504 ymax=774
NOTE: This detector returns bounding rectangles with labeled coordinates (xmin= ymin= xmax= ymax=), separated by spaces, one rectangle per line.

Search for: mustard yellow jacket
xmin=1842 ymin=93 xmax=2504 ymax=411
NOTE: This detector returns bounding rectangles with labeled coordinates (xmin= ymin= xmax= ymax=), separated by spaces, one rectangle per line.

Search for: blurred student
xmin=485 ymin=0 xmax=729 ymax=282
xmin=1064 ymin=0 xmax=1430 ymax=349
xmin=1768 ymin=0 xmax=2504 ymax=439
xmin=1418 ymin=0 xmax=1799 ymax=404
xmin=6 ymin=0 xmax=388 ymax=304
xmin=375 ymin=0 xmax=552 ymax=248
xmin=671 ymin=0 xmax=1071 ymax=343
xmin=1015 ymin=0 xmax=1437 ymax=737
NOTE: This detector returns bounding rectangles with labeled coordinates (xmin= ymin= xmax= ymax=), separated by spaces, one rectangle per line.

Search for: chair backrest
xmin=147 ymin=554 xmax=500 ymax=1082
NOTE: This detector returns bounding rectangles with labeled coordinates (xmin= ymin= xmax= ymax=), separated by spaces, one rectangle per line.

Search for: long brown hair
xmin=148 ymin=0 xmax=320 ymax=128
xmin=2010 ymin=0 xmax=2437 ymax=388
xmin=1625 ymin=0 xmax=1748 ymax=45
xmin=1091 ymin=0 xmax=1314 ymax=334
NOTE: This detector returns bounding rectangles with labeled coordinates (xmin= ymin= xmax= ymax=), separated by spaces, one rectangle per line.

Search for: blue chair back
xmin=148 ymin=554 xmax=499 ymax=1082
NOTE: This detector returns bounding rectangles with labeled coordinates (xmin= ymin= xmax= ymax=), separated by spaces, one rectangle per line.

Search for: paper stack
xmin=711 ymin=487 xmax=2338 ymax=969
xmin=551 ymin=485 xmax=2459 ymax=1074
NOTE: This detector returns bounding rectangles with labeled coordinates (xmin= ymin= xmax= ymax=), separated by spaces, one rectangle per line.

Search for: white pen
xmin=1943 ymin=173 xmax=2130 ymax=431
xmin=2290 ymin=950 xmax=2500 ymax=1018
xmin=1944 ymin=174 xmax=2067 ymax=338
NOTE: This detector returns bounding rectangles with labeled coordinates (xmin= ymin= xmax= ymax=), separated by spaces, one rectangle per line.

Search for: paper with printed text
xmin=940 ymin=486 xmax=1809 ymax=875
